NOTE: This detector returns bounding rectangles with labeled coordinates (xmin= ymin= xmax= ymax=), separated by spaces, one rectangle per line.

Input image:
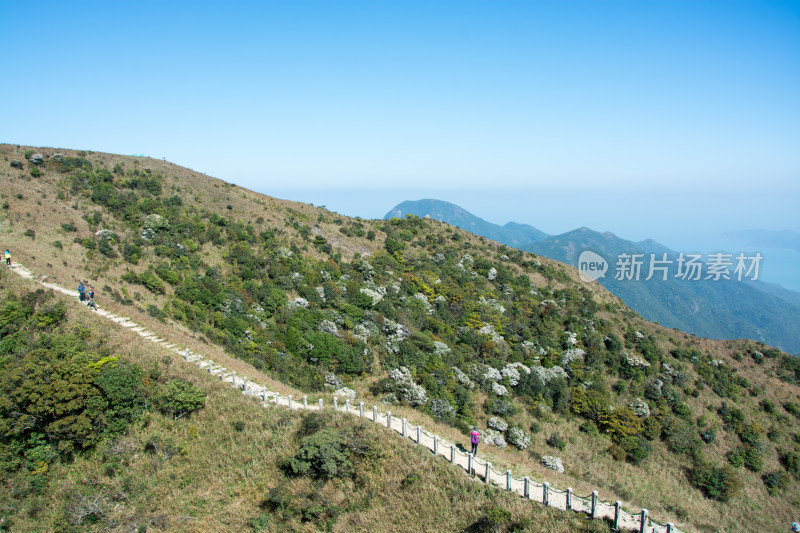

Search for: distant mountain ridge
xmin=387 ymin=199 xmax=800 ymax=353
xmin=386 ymin=199 xmax=548 ymax=249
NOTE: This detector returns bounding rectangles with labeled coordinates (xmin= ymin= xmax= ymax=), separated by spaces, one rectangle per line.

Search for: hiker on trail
xmin=86 ymin=285 xmax=97 ymax=310
xmin=4 ymin=249 xmax=9 ymax=266
xmin=78 ymin=281 xmax=86 ymax=302
xmin=470 ymin=428 xmax=480 ymax=455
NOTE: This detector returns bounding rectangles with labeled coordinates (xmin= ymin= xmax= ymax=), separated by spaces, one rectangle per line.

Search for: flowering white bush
xmin=412 ymin=293 xmax=433 ymax=315
xmin=478 ymin=323 xmax=504 ymax=342
xmin=452 ymin=367 xmax=475 ymax=389
xmin=482 ymin=429 xmax=507 ymax=448
xmin=324 ymin=373 xmax=343 ymax=389
xmin=507 ymin=427 xmax=531 ymax=450
xmin=388 ymin=366 xmax=428 ymax=406
xmin=430 ymin=398 xmax=455 ymax=420
xmin=487 ymin=417 xmax=508 ymax=432
xmin=561 ymin=348 xmax=585 ymax=367
xmin=359 ymin=287 xmax=384 ymax=306
xmin=318 ymin=320 xmax=339 ymax=336
xmin=432 ymin=341 xmax=451 ymax=356
xmin=492 ymin=382 xmax=509 ymax=396
xmin=531 ymin=366 xmax=569 ymax=384
xmin=501 ymin=363 xmax=530 ymax=386
xmin=334 ymin=387 xmax=357 ymax=399
xmin=630 ymin=398 xmax=651 ymax=417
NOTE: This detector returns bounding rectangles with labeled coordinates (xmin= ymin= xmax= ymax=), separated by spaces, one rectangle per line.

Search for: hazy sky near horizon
xmin=1 ymin=1 xmax=798 ymax=243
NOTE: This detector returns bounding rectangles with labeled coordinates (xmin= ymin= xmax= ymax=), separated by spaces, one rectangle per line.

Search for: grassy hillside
xmin=2 ymin=144 xmax=799 ymax=532
xmin=0 ymin=271 xmax=605 ymax=533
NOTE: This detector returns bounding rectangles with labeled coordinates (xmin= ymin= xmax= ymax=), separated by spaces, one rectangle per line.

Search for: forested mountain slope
xmin=2 ymin=144 xmax=799 ymax=532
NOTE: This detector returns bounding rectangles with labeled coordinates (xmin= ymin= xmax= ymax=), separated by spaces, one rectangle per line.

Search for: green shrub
xmin=155 ymin=379 xmax=206 ymax=419
xmin=94 ymin=360 xmax=148 ymax=436
xmin=121 ymin=271 xmax=139 ymax=284
xmin=601 ymin=406 xmax=643 ymax=444
xmin=29 ymin=166 xmax=42 ymax=178
xmin=690 ymin=459 xmax=742 ymax=501
xmin=155 ymin=263 xmax=180 ymax=285
xmin=673 ymin=402 xmax=692 ymax=417
xmin=139 ymin=271 xmax=166 ymax=294
xmin=546 ymin=433 xmax=566 ymax=451
xmin=249 ymin=512 xmax=270 ymax=531
xmin=762 ymin=471 xmax=790 ymax=495
xmin=608 ymin=444 xmax=626 ymax=461
xmin=290 ymin=428 xmax=352 ymax=479
xmin=642 ymin=417 xmax=662 ymax=440
xmin=780 ymin=451 xmax=800 ymax=477
xmin=625 ymin=436 xmax=652 ymax=465
xmin=743 ymin=446 xmax=764 ymax=472
xmin=727 ymin=448 xmax=745 ymax=468
xmin=663 ymin=416 xmax=702 ymax=456
xmin=699 ymin=429 xmax=716 ymax=444
xmin=759 ymin=399 xmax=775 ymax=414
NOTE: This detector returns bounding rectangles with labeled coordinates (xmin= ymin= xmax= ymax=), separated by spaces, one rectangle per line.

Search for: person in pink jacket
xmin=470 ymin=428 xmax=480 ymax=455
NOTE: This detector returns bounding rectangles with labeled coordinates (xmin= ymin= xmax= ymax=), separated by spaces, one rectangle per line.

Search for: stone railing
xmin=195 ymin=349 xmax=681 ymax=533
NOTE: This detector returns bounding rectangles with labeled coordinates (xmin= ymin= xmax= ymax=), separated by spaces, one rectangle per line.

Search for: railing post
xmin=333 ymin=397 xmax=338 ymax=409
xmin=666 ymin=522 xmax=674 ymax=533
xmin=468 ymin=453 xmax=474 ymax=476
xmin=639 ymin=509 xmax=648 ymax=533
xmin=345 ymin=399 xmax=350 ymax=413
xmin=402 ymin=418 xmax=407 ymax=438
xmin=450 ymin=444 xmax=455 ymax=463
xmin=303 ymin=395 xmax=308 ymax=409
xmin=543 ymin=482 xmax=549 ymax=506
xmin=591 ymin=491 xmax=598 ymax=519
xmin=614 ymin=501 xmax=621 ymax=531
xmin=318 ymin=398 xmax=323 ymax=410
xmin=386 ymin=411 xmax=391 ymax=428
xmin=523 ymin=477 xmax=530 ymax=499
xmin=484 ymin=461 xmax=490 ymax=482
xmin=433 ymin=435 xmax=438 ymax=455
xmin=274 ymin=393 xmax=279 ymax=406
xmin=183 ymin=348 xmax=190 ymax=360
xmin=506 ymin=470 xmax=512 ymax=491
xmin=416 ymin=425 xmax=421 ymax=444
xmin=372 ymin=405 xmax=377 ymax=422
xmin=231 ymin=371 xmax=236 ymax=387
xmin=359 ymin=402 xmax=364 ymax=417
xmin=242 ymin=376 xmax=248 ymax=391
xmin=566 ymin=488 xmax=572 ymax=510
xmin=261 ymin=388 xmax=267 ymax=402
xmin=288 ymin=395 xmax=292 ymax=408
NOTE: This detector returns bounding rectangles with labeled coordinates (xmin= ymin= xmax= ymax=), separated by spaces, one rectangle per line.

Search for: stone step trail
xmin=3 ymin=262 xmax=680 ymax=533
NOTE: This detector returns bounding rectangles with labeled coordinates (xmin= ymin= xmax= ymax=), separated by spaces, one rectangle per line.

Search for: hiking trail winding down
xmin=6 ymin=262 xmax=681 ymax=533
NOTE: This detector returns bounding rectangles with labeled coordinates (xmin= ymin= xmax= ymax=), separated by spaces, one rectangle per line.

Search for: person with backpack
xmin=470 ymin=428 xmax=480 ymax=455
xmin=78 ymin=281 xmax=86 ymax=302
xmin=4 ymin=249 xmax=10 ymax=266
xmin=86 ymin=285 xmax=97 ymax=310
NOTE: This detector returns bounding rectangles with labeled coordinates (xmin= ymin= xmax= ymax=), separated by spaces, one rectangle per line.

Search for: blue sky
xmin=1 ymin=1 xmax=798 ymax=251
